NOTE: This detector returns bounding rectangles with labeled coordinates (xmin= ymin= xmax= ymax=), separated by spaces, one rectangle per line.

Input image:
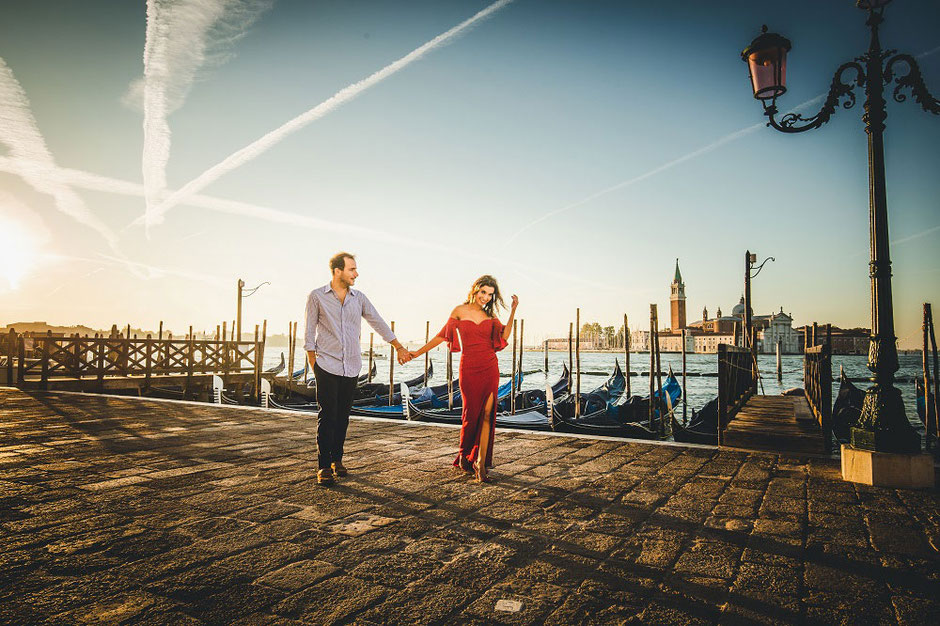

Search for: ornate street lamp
xmin=742 ymin=2 xmax=939 ymax=454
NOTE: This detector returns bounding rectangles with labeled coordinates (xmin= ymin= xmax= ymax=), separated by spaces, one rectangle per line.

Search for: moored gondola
xmin=551 ymin=368 xmax=680 ymax=440
xmin=353 ymin=361 xmax=433 ymax=405
xmin=832 ymin=366 xmax=864 ymax=443
xmin=671 ymin=397 xmax=719 ymax=445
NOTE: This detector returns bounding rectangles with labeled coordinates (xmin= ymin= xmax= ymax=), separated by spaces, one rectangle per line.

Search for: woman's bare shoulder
xmin=450 ymin=304 xmax=467 ymax=319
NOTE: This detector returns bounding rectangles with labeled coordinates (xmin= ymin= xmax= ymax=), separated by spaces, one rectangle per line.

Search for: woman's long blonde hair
xmin=466 ymin=275 xmax=505 ymax=318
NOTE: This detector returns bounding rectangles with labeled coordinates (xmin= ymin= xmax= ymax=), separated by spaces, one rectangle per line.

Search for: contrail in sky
xmin=136 ymin=0 xmax=274 ymax=232
xmin=0 ymin=156 xmax=619 ymax=291
xmin=504 ymin=43 xmax=940 ymax=245
xmin=139 ymin=0 xmax=516 ymax=228
xmin=0 ymin=57 xmax=119 ymax=250
xmin=503 ymin=94 xmax=828 ymax=246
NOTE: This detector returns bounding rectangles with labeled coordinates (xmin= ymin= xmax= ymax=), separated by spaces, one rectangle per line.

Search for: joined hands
xmin=396 ymin=346 xmax=414 ymax=365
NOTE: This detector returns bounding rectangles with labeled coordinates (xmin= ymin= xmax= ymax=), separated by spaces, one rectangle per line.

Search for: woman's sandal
xmin=473 ymin=460 xmax=489 ymax=483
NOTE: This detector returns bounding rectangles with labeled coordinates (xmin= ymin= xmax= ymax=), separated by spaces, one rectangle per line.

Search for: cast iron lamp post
xmin=741 ymin=0 xmax=939 ymax=453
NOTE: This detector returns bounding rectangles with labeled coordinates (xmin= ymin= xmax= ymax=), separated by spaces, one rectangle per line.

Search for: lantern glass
xmin=747 ymin=46 xmax=787 ymax=100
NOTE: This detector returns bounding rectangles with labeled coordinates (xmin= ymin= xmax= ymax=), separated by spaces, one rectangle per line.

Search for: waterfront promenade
xmin=0 ymin=388 xmax=938 ymax=624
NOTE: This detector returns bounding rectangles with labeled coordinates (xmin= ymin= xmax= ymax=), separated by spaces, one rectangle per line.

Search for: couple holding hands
xmin=304 ymin=252 xmax=517 ymax=485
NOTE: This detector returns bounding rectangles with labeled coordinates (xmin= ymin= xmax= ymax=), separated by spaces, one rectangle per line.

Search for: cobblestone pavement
xmin=1 ymin=388 xmax=938 ymax=625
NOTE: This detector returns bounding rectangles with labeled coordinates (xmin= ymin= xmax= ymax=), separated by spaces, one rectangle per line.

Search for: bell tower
xmin=670 ymin=259 xmax=687 ymax=330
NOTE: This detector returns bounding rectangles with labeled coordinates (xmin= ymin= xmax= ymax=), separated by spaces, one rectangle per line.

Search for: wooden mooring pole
xmin=543 ymin=339 xmax=549 ymax=374
xmin=424 ymin=321 xmax=430 ymax=386
xmin=624 ymin=314 xmax=631 ymax=397
xmin=923 ymin=304 xmax=934 ymax=451
xmin=649 ymin=305 xmax=656 ymax=426
xmin=511 ymin=320 xmax=518 ymax=415
xmin=447 ymin=347 xmax=454 ymax=410
xmin=681 ymin=328 xmax=687 ymax=424
xmin=517 ymin=319 xmax=525 ymax=413
xmin=654 ymin=308 xmax=664 ymax=437
xmin=389 ymin=321 xmax=395 ymax=407
xmin=575 ymin=309 xmax=581 ymax=418
xmin=368 ymin=333 xmax=374 ymax=383
xmin=928 ymin=305 xmax=940 ymax=450
xmin=568 ymin=322 xmax=574 ymax=395
xmin=776 ymin=339 xmax=783 ymax=382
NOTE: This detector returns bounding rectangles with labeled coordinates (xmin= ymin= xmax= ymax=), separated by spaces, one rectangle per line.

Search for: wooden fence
xmin=4 ymin=329 xmax=263 ymax=399
xmin=804 ymin=343 xmax=833 ymax=453
xmin=717 ymin=344 xmax=756 ymax=445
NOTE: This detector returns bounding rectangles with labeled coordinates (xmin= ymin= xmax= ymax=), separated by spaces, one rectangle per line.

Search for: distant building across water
xmin=546 ymin=259 xmax=868 ymax=355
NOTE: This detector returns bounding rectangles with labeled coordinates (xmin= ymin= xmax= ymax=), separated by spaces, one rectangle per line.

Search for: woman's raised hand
xmin=511 ymin=294 xmax=519 ymax=309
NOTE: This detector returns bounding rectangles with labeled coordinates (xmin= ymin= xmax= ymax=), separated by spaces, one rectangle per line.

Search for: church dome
xmin=732 ymin=296 xmax=746 ymax=317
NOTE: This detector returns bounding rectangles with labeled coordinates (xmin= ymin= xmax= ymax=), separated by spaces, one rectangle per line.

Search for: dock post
xmin=654 ymin=309 xmax=664 ymax=437
xmin=447 ymin=348 xmax=453 ymax=410
xmin=544 ymin=339 xmax=548 ymax=374
xmin=254 ymin=324 xmax=261 ymax=404
xmin=511 ymin=320 xmax=518 ymax=415
xmin=95 ymin=335 xmax=105 ymax=393
xmin=288 ymin=321 xmax=297 ymax=400
xmin=568 ymin=323 xmax=573 ymax=395
xmin=186 ymin=325 xmax=194 ymax=400
xmin=6 ymin=329 xmax=14 ymax=386
xmin=424 ymin=321 xmax=430 ymax=386
xmin=776 ymin=339 xmax=783 ymax=382
xmin=40 ymin=331 xmax=50 ymax=391
xmin=927 ymin=304 xmax=940 ymax=449
xmin=518 ymin=320 xmax=524 ymax=406
xmin=649 ymin=305 xmax=656 ymax=427
xmin=17 ymin=336 xmax=25 ymax=386
xmin=924 ymin=304 xmax=935 ymax=450
xmin=145 ymin=334 xmax=153 ymax=393
xmin=575 ymin=308 xmax=581 ymax=418
xmin=811 ymin=322 xmax=818 ymax=348
xmin=624 ymin=314 xmax=631 ymax=397
xmin=681 ymin=328 xmax=687 ymax=424
xmin=368 ymin=333 xmax=374 ymax=382
xmin=389 ymin=321 xmax=395 ymax=407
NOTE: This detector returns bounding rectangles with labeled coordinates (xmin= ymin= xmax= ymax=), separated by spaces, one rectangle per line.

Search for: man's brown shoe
xmin=331 ymin=462 xmax=348 ymax=477
xmin=317 ymin=468 xmax=335 ymax=486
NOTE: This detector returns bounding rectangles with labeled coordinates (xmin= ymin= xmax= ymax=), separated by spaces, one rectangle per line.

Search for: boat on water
xmin=404 ymin=365 xmax=571 ymax=427
xmin=832 ymin=366 xmax=864 ymax=443
xmin=551 ymin=365 xmax=682 ymax=440
xmin=671 ymin=397 xmax=719 ymax=445
xmin=352 ymin=361 xmax=434 ymax=405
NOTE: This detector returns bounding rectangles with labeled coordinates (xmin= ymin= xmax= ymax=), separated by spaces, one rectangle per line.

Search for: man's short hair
xmin=329 ymin=252 xmax=355 ymax=273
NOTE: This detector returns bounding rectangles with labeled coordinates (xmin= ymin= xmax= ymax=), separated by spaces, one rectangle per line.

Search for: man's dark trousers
xmin=313 ymin=363 xmax=358 ymax=469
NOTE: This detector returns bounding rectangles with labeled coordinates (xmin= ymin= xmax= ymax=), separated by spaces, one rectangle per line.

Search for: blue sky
xmin=0 ymin=0 xmax=938 ymax=347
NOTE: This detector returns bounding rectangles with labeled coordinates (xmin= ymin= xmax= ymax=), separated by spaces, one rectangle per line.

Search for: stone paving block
xmin=274 ymin=575 xmax=390 ymax=623
xmin=2 ymin=388 xmax=939 ymax=624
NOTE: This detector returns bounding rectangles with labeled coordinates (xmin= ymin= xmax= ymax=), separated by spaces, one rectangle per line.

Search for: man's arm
xmin=361 ymin=294 xmax=412 ymax=363
xmin=303 ymin=292 xmax=319 ymax=370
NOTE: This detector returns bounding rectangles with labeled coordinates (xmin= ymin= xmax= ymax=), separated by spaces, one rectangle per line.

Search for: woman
xmin=409 ymin=275 xmax=517 ymax=482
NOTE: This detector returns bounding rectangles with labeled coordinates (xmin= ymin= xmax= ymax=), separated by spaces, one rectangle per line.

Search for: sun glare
xmin=0 ymin=216 xmax=39 ymax=290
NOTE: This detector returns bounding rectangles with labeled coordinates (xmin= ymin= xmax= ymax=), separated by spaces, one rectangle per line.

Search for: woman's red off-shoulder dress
xmin=437 ymin=316 xmax=508 ymax=468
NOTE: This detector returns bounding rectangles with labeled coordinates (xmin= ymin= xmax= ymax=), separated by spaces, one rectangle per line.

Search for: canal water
xmin=264 ymin=348 xmax=926 ymax=418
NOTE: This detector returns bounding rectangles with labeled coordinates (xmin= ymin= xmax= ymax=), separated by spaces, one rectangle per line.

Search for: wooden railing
xmin=717 ymin=344 xmax=756 ymax=445
xmin=6 ymin=330 xmax=263 ymax=398
xmin=804 ymin=343 xmax=833 ymax=453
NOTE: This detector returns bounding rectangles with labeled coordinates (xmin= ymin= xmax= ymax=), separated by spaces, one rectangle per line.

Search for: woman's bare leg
xmin=475 ymin=393 xmax=495 ymax=482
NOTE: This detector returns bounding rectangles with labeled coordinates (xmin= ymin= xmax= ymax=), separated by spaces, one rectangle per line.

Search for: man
xmin=304 ymin=252 xmax=412 ymax=486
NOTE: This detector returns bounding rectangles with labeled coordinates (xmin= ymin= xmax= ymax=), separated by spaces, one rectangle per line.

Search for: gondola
xmin=671 ymin=397 xmax=719 ymax=445
xmin=352 ymin=361 xmax=433 ymax=405
xmin=832 ymin=366 xmax=864 ymax=443
xmin=292 ymin=359 xmax=377 ymax=385
xmin=406 ymin=364 xmax=571 ymax=423
xmin=402 ymin=373 xmax=524 ymax=423
xmin=551 ymin=367 xmax=679 ymax=440
xmin=265 ymin=353 xmax=286 ymax=375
